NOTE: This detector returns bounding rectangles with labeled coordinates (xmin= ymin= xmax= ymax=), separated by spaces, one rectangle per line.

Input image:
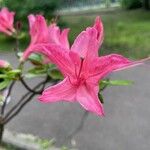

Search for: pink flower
xmin=0 ymin=7 xmax=15 ymax=35
xmin=38 ymin=17 xmax=139 ymax=116
xmin=49 ymin=23 xmax=70 ymax=49
xmin=21 ymin=15 xmax=70 ymax=61
xmin=0 ymin=60 xmax=10 ymax=68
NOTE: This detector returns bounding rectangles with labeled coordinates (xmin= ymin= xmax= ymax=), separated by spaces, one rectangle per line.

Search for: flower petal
xmin=21 ymin=44 xmax=51 ymax=61
xmin=49 ymin=24 xmax=70 ymax=49
xmin=77 ymin=85 xmax=104 ymax=116
xmin=42 ymin=44 xmax=77 ymax=77
xmin=88 ymin=54 xmax=140 ymax=83
xmin=0 ymin=60 xmax=10 ymax=68
xmin=60 ymin=28 xmax=70 ymax=49
xmin=93 ymin=16 xmax=104 ymax=46
xmin=71 ymin=27 xmax=99 ymax=58
xmin=0 ymin=7 xmax=15 ymax=35
xmin=29 ymin=15 xmax=49 ymax=44
xmin=39 ymin=77 xmax=76 ymax=102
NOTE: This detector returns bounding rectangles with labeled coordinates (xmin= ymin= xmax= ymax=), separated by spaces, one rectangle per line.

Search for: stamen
xmin=77 ymin=58 xmax=84 ymax=78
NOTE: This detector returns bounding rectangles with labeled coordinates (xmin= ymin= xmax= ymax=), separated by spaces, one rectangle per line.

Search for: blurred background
xmin=0 ymin=0 xmax=150 ymax=150
xmin=0 ymin=0 xmax=150 ymax=59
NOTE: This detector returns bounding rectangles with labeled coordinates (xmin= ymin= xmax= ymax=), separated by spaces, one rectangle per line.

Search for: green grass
xmin=0 ymin=9 xmax=150 ymax=59
xmin=62 ymin=9 xmax=150 ymax=59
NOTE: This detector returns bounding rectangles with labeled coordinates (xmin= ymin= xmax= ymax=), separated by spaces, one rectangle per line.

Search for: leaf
xmin=6 ymin=69 xmax=21 ymax=79
xmin=0 ymin=79 xmax=11 ymax=90
xmin=0 ymin=74 xmax=7 ymax=79
xmin=28 ymin=53 xmax=43 ymax=65
xmin=28 ymin=67 xmax=47 ymax=74
xmin=48 ymin=69 xmax=63 ymax=80
xmin=99 ymin=78 xmax=110 ymax=91
xmin=24 ymin=73 xmax=45 ymax=78
xmin=101 ymin=80 xmax=134 ymax=86
xmin=25 ymin=66 xmax=47 ymax=78
xmin=98 ymin=93 xmax=104 ymax=104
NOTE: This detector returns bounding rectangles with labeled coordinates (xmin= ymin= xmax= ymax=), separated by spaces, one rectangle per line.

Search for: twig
xmin=4 ymin=77 xmax=56 ymax=124
xmin=4 ymin=79 xmax=47 ymax=121
xmin=1 ymin=81 xmax=16 ymax=115
xmin=66 ymin=110 xmax=89 ymax=141
xmin=4 ymin=92 xmax=36 ymax=124
xmin=20 ymin=77 xmax=42 ymax=94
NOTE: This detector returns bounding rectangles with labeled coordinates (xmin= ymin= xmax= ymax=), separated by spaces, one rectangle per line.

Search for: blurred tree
xmin=1 ymin=0 xmax=62 ymax=30
xmin=142 ymin=0 xmax=150 ymax=9
xmin=121 ymin=0 xmax=142 ymax=9
xmin=3 ymin=0 xmax=61 ymax=20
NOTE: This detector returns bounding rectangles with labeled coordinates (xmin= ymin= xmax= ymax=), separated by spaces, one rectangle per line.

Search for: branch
xmin=4 ymin=79 xmax=46 ymax=121
xmin=4 ymin=92 xmax=36 ymax=124
xmin=3 ymin=77 xmax=56 ymax=124
xmin=20 ymin=77 xmax=43 ymax=94
xmin=1 ymin=81 xmax=16 ymax=115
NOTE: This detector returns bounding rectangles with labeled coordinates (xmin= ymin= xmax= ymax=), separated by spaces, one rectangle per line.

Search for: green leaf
xmin=99 ymin=78 xmax=110 ymax=91
xmin=0 ymin=74 xmax=7 ymax=79
xmin=100 ymin=79 xmax=133 ymax=86
xmin=6 ymin=69 xmax=21 ymax=79
xmin=24 ymin=73 xmax=45 ymax=78
xmin=7 ymin=69 xmax=21 ymax=75
xmin=49 ymin=69 xmax=63 ymax=80
xmin=28 ymin=67 xmax=46 ymax=74
xmin=98 ymin=93 xmax=104 ymax=104
xmin=25 ymin=66 xmax=48 ymax=78
xmin=0 ymin=79 xmax=11 ymax=90
xmin=28 ymin=53 xmax=43 ymax=65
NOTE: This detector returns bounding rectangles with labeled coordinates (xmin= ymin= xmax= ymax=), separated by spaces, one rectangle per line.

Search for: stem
xmin=4 ymin=77 xmax=52 ymax=124
xmin=4 ymin=93 xmax=35 ymax=124
xmin=20 ymin=77 xmax=42 ymax=94
xmin=0 ymin=124 xmax=4 ymax=144
xmin=13 ymin=29 xmax=20 ymax=59
xmin=4 ymin=79 xmax=46 ymax=121
xmin=1 ymin=81 xmax=15 ymax=115
xmin=0 ymin=81 xmax=15 ymax=144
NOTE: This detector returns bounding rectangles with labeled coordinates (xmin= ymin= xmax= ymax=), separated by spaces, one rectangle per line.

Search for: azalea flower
xmin=21 ymin=15 xmax=70 ymax=61
xmin=0 ymin=7 xmax=15 ymax=35
xmin=38 ymin=17 xmax=139 ymax=116
xmin=0 ymin=59 xmax=10 ymax=68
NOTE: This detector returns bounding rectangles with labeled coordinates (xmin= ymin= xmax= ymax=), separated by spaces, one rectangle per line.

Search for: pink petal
xmin=88 ymin=54 xmax=140 ymax=83
xmin=71 ymin=27 xmax=99 ymax=58
xmin=49 ymin=23 xmax=60 ymax=45
xmin=28 ymin=14 xmax=36 ymax=29
xmin=0 ymin=7 xmax=15 ymax=35
xmin=93 ymin=16 xmax=104 ymax=46
xmin=42 ymin=44 xmax=76 ymax=77
xmin=29 ymin=15 xmax=49 ymax=44
xmin=49 ymin=23 xmax=70 ymax=49
xmin=0 ymin=60 xmax=9 ymax=68
xmin=59 ymin=28 xmax=70 ymax=49
xmin=39 ymin=77 xmax=76 ymax=102
xmin=21 ymin=44 xmax=51 ymax=61
xmin=77 ymin=85 xmax=104 ymax=116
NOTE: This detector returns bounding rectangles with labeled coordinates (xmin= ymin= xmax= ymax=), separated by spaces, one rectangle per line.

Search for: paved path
xmin=1 ymin=52 xmax=150 ymax=150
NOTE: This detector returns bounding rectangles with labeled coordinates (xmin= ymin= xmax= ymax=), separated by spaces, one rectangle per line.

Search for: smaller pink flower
xmin=49 ymin=23 xmax=70 ymax=49
xmin=0 ymin=7 xmax=15 ymax=35
xmin=21 ymin=15 xmax=70 ymax=62
xmin=0 ymin=60 xmax=10 ymax=68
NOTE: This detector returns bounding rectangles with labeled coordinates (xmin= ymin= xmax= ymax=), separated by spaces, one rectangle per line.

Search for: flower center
xmin=69 ymin=58 xmax=86 ymax=87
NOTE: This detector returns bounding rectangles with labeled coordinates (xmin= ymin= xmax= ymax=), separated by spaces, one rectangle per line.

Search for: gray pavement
xmin=1 ymin=52 xmax=150 ymax=150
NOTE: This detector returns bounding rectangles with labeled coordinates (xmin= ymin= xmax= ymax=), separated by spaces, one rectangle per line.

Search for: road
xmin=1 ymin=52 xmax=150 ymax=150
